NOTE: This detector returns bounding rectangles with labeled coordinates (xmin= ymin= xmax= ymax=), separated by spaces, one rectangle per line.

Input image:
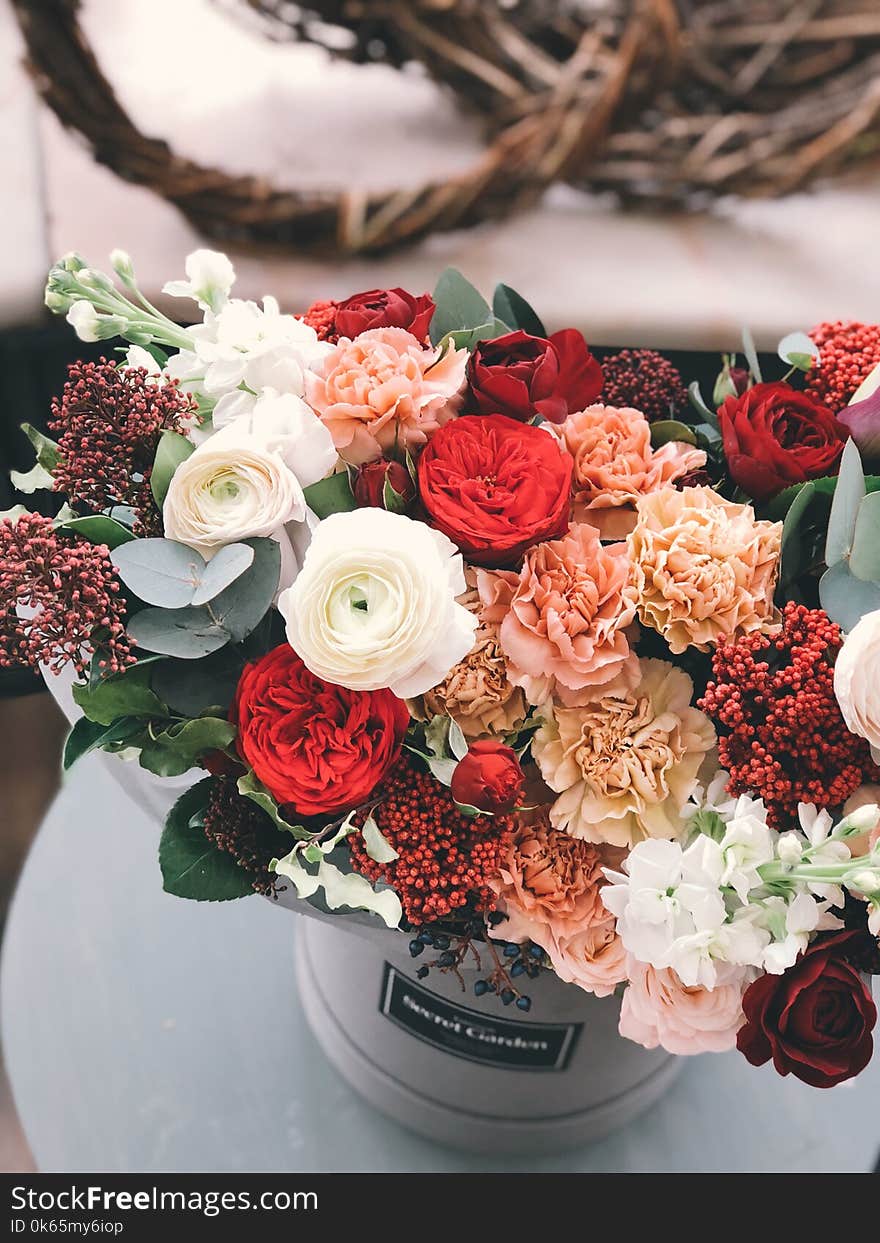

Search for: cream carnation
xmin=278 ymin=508 xmax=477 ymax=698
xmin=618 ymin=957 xmax=746 ymax=1055
xmin=303 ymin=327 xmax=467 ymax=465
xmin=627 ymin=485 xmax=781 ymax=654
xmin=163 ymin=428 xmax=307 ymax=558
xmin=533 ymin=658 xmax=716 ymax=846
xmin=834 ymin=609 xmax=880 ymax=764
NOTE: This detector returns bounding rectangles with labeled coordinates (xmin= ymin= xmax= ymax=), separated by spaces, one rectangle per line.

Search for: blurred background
xmin=1 ymin=0 xmax=879 ymax=1172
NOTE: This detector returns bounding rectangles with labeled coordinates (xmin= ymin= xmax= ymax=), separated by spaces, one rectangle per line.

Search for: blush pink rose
xmin=304 ymin=327 xmax=467 ymax=465
xmin=619 ymin=957 xmax=746 ymax=1055
xmin=556 ymin=404 xmax=707 ymax=540
xmin=547 ymin=918 xmax=628 ymax=998
xmin=477 ymin=523 xmax=637 ymax=706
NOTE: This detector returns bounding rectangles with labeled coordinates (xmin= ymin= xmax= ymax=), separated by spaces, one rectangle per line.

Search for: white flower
xmin=163 ymin=249 xmax=236 ymax=313
xmin=718 ymin=810 xmax=776 ymax=902
xmin=124 ymin=345 xmax=162 ymax=375
xmin=759 ymin=894 xmax=822 ymax=974
xmin=278 ymin=509 xmax=477 ymax=698
xmin=163 ymin=433 xmax=306 ymax=559
xmin=776 ymin=832 xmax=804 ymax=866
xmin=212 ymin=390 xmax=337 ymax=489
xmin=834 ymin=609 xmax=880 ymax=764
xmin=66 ymin=300 xmax=102 ymax=342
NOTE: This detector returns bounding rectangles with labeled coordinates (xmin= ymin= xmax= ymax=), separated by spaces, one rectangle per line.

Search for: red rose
xmin=467 ymin=329 xmax=603 ymax=424
xmin=718 ymin=381 xmax=847 ymax=501
xmin=451 ymin=740 xmax=525 ymax=814
xmin=418 ymin=414 xmax=573 ymax=567
xmin=353 ymin=457 xmax=416 ymax=510
xmin=737 ymin=930 xmax=876 ymax=1088
xmin=232 ymin=644 xmax=409 ymax=817
xmin=334 ymin=287 xmax=435 ymax=342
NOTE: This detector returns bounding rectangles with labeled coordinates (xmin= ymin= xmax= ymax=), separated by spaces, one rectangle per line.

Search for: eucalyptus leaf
xmin=848 ymin=492 xmax=880 ymax=582
xmin=150 ymin=430 xmax=194 ymax=507
xmin=440 ymin=320 xmax=508 ymax=352
xmin=126 ymin=606 xmax=229 ymax=658
xmin=777 ymin=331 xmax=819 ymax=370
xmin=112 ymin=539 xmax=206 ymax=608
xmin=159 ymin=778 xmax=254 ymax=901
xmin=190 ymin=543 xmax=254 ymax=605
xmin=207 ymin=537 xmax=280 ymax=642
xmin=825 ymin=439 xmax=866 ymax=567
xmin=819 ymin=561 xmax=880 ymax=632
xmin=492 ymin=283 xmax=545 ymax=336
xmin=429 ymin=268 xmax=491 ymax=346
xmin=650 ymin=420 xmax=698 ymax=448
xmin=303 ymin=471 xmax=357 ymax=519
xmin=59 ymin=514 xmax=136 ymax=550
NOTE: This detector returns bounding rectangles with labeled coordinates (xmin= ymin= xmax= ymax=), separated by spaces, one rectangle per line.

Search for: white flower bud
xmin=849 ymin=870 xmax=880 ymax=895
xmin=110 ymin=249 xmax=135 ymax=282
xmin=776 ymin=833 xmax=804 ymax=865
xmin=842 ymin=803 xmax=880 ymax=833
xmin=66 ymin=301 xmax=102 ymax=342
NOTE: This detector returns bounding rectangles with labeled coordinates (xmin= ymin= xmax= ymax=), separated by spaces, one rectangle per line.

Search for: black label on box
xmin=379 ymin=963 xmax=581 ymax=1071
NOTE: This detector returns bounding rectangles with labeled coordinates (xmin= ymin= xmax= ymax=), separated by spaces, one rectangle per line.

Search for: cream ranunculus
xmin=834 ymin=609 xmax=880 ymax=763
xmin=163 ymin=429 xmax=307 ymax=558
xmin=278 ymin=509 xmax=478 ymax=698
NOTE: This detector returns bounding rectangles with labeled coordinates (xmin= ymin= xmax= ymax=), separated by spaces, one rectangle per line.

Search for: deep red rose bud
xmin=737 ymin=930 xmax=877 ymax=1088
xmin=718 ymin=380 xmax=847 ymax=502
xmin=334 ymin=287 xmax=435 ymax=343
xmin=232 ymin=645 xmax=409 ymax=817
xmin=450 ymin=739 xmax=525 ymax=814
xmin=202 ymin=749 xmax=245 ymax=778
xmin=467 ymin=328 xmax=602 ymax=424
xmin=353 ymin=458 xmax=417 ymax=511
xmin=729 ymin=366 xmax=751 ymax=397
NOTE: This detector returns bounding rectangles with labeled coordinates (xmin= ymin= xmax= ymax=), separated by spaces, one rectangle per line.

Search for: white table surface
xmin=2 ymin=754 xmax=878 ymax=1174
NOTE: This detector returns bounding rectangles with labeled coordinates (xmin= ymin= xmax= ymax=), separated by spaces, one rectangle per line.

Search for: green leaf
xmin=18 ymin=423 xmax=61 ymax=480
xmin=429 ymin=268 xmax=491 ymax=346
xmin=150 ymin=649 xmax=244 ymax=717
xmin=207 ymin=537 xmax=280 ymax=642
xmin=849 ymin=491 xmax=880 ymax=581
xmin=687 ymin=381 xmax=719 ymax=429
xmin=237 ymin=770 xmax=308 ymax=838
xmin=492 ymin=284 xmax=545 ymax=337
xmin=159 ymin=778 xmax=254 ymax=901
xmin=440 ymin=319 xmax=508 ymax=352
xmin=190 ymin=542 xmax=254 ymax=605
xmin=59 ymin=514 xmax=136 ymax=550
xmin=741 ymin=326 xmax=763 ymax=384
xmin=777 ymin=331 xmax=819 ymax=371
xmin=272 ymin=848 xmax=402 ymax=928
xmin=303 ymin=471 xmax=357 ymax=519
xmin=126 ymin=606 xmax=229 ymax=658
xmin=819 ymin=561 xmax=880 ymax=632
xmin=650 ymin=420 xmax=698 ymax=448
xmin=72 ymin=663 xmax=167 ymax=726
xmin=138 ymin=716 xmax=236 ymax=777
xmin=826 ymin=439 xmax=866 ymax=567
xmin=150 ymin=430 xmax=194 ymax=507
xmin=764 ymin=473 xmax=880 ymax=522
xmin=112 ymin=538 xmax=207 ymax=608
xmin=779 ymin=479 xmax=816 ymax=586
xmin=62 ymin=716 xmax=143 ymax=771
xmin=362 ymin=814 xmax=399 ymax=864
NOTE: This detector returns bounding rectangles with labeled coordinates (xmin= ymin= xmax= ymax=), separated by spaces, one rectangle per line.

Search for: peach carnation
xmin=533 ymin=658 xmax=716 ymax=846
xmin=489 ymin=810 xmax=622 ymax=946
xmin=557 ymin=404 xmax=706 ymax=540
xmin=408 ymin=571 xmax=527 ymax=737
xmin=618 ymin=957 xmax=746 ymax=1055
xmin=627 ymin=485 xmax=781 ymax=654
xmin=303 ymin=327 xmax=467 ymax=465
xmin=478 ymin=523 xmax=637 ymax=707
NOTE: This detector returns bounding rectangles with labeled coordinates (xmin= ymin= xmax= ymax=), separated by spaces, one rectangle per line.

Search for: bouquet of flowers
xmin=5 ymin=248 xmax=880 ymax=1090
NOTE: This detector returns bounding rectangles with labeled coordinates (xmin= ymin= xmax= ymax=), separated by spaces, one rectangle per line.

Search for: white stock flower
xmin=163 ymin=432 xmax=306 ymax=559
xmin=124 ymin=345 xmax=162 ymax=375
xmin=66 ymin=300 xmax=102 ymax=342
xmin=279 ymin=509 xmax=477 ymax=699
xmin=212 ymin=390 xmax=337 ymax=489
xmin=718 ymin=810 xmax=776 ymax=902
xmin=163 ymin=249 xmax=236 ymax=313
xmin=759 ymin=894 xmax=823 ymax=974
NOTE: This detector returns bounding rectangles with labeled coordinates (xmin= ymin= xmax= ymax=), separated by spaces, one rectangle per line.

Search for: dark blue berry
xmin=474 ymin=979 xmax=489 ymax=996
xmin=503 ymin=943 xmax=520 ymax=958
xmin=501 ymin=989 xmax=515 ymax=1006
xmin=511 ymin=961 xmax=525 ymax=978
xmin=437 ymin=951 xmax=455 ymax=967
xmin=528 ymin=944 xmax=544 ymax=959
xmin=416 ymin=966 xmax=430 ymax=979
xmin=409 ymin=940 xmax=424 ymax=957
xmin=418 ymin=929 xmax=433 ymax=944
xmin=434 ymin=935 xmax=451 ymax=950
xmin=516 ymin=996 xmax=532 ymax=1012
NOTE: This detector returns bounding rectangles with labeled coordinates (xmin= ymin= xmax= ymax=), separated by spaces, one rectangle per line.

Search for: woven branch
xmin=13 ymin=0 xmax=880 ymax=255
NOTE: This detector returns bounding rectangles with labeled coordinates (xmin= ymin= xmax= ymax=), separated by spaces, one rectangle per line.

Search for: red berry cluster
xmin=0 ymin=512 xmax=135 ymax=675
xmin=302 ymin=299 xmax=338 ymax=342
xmin=201 ymin=777 xmax=293 ymax=896
xmin=348 ymin=758 xmax=515 ymax=925
xmin=806 ymin=321 xmax=880 ymax=411
xmin=599 ymin=348 xmax=688 ymax=422
xmin=50 ymin=359 xmax=194 ymax=534
xmin=699 ymin=602 xmax=880 ymax=828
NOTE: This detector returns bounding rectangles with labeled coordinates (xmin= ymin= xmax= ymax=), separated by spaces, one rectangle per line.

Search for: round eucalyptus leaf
xmin=127 ymin=605 xmax=229 ymax=658
xmin=849 ymin=492 xmax=880 ymax=582
xmin=190 ymin=543 xmax=254 ymax=605
xmin=819 ymin=561 xmax=880 ymax=633
xmin=112 ymin=539 xmax=206 ymax=608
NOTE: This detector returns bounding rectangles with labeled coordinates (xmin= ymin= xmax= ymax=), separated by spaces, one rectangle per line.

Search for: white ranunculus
xmin=163 ymin=434 xmax=306 ymax=559
xmin=278 ymin=509 xmax=477 ymax=698
xmin=211 ymin=390 xmax=337 ymax=489
xmin=162 ymin=249 xmax=236 ymax=313
xmin=834 ymin=609 xmax=880 ymax=763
